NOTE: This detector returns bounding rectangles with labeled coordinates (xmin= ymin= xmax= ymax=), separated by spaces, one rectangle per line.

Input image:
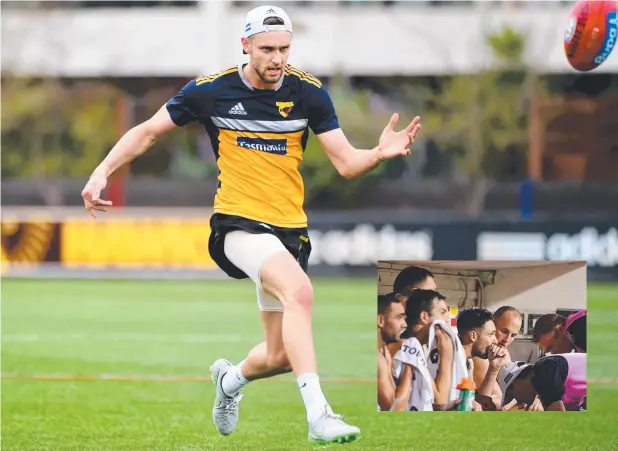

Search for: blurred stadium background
xmin=2 ymin=0 xmax=617 ymax=281
xmin=2 ymin=1 xmax=618 ymax=450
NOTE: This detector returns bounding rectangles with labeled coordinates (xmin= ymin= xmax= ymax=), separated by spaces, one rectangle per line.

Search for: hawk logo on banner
xmin=1 ymin=221 xmax=56 ymax=273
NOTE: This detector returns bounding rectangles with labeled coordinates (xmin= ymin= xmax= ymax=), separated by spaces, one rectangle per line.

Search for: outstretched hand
xmin=377 ymin=114 xmax=422 ymax=161
xmin=81 ymin=173 xmax=113 ymax=218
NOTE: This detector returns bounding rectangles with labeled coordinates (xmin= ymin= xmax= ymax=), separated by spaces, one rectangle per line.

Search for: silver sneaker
xmin=210 ymin=358 xmax=243 ymax=436
xmin=308 ymin=405 xmax=361 ymax=445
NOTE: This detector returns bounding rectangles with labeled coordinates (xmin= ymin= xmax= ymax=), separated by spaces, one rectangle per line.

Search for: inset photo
xmin=377 ymin=261 xmax=587 ymax=412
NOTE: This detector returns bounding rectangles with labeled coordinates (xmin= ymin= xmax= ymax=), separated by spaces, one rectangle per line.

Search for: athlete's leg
xmin=260 ymin=251 xmax=317 ymax=377
xmin=211 ymin=231 xmax=291 ymax=436
xmin=212 ymin=231 xmax=359 ymax=443
xmin=260 ymin=251 xmax=360 ymax=444
xmin=221 ymin=243 xmax=293 ymax=390
xmin=237 ymin=311 xmax=291 ymax=380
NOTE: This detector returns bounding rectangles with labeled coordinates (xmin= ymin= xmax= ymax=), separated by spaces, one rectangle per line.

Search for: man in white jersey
xmin=393 ymin=289 xmax=455 ymax=408
xmin=386 ymin=266 xmax=437 ymax=357
xmin=80 ymin=4 xmax=422 ymax=445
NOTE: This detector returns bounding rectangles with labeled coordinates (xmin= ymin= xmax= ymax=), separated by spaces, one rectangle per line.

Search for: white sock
xmin=221 ymin=360 xmax=249 ymax=397
xmin=298 ymin=373 xmax=330 ymax=423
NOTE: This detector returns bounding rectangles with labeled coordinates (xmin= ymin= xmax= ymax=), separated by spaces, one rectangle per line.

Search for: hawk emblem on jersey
xmin=276 ymin=101 xmax=294 ymax=118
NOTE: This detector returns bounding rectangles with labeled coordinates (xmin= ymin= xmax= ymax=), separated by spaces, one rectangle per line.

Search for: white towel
xmin=392 ymin=337 xmax=434 ymax=411
xmin=427 ymin=319 xmax=469 ymax=402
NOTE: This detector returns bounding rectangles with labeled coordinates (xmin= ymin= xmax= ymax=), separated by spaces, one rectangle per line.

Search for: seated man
xmin=391 ymin=291 xmax=452 ymax=411
xmin=393 ymin=290 xmax=467 ymax=409
xmin=473 ymin=306 xmax=522 ymax=405
xmin=497 ymin=353 xmax=586 ymax=411
xmin=387 ymin=266 xmax=437 ymax=357
xmin=377 ymin=293 xmax=407 ymax=411
xmin=393 ymin=266 xmax=437 ymax=297
xmin=533 ymin=310 xmax=586 ymax=354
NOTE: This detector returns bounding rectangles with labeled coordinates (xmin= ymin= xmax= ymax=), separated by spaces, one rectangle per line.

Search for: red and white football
xmin=564 ymin=0 xmax=617 ymax=71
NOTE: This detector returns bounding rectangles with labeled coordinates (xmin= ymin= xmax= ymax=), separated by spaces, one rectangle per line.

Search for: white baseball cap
xmin=244 ymin=5 xmax=293 ymax=39
xmin=497 ymin=361 xmax=532 ymax=405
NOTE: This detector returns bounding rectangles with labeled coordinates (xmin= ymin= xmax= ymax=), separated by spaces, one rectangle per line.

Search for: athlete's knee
xmin=260 ymin=252 xmax=314 ymax=311
xmin=281 ymin=279 xmax=314 ymax=311
xmin=267 ymin=349 xmax=291 ymax=373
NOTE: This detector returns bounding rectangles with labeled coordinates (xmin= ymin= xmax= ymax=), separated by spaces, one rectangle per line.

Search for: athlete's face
xmin=244 ymin=31 xmax=291 ymax=85
xmin=470 ymin=320 xmax=498 ymax=359
xmin=378 ymin=302 xmax=407 ymax=344
xmin=495 ymin=311 xmax=522 ymax=348
xmin=417 ymin=298 xmax=450 ymax=331
xmin=429 ymin=299 xmax=450 ymax=324
xmin=537 ymin=327 xmax=572 ymax=354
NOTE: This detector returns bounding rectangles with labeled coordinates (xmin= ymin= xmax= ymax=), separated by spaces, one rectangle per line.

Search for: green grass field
xmin=2 ymin=278 xmax=617 ymax=451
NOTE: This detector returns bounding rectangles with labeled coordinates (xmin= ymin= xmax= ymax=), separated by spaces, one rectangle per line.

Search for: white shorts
xmin=223 ymin=230 xmax=288 ymax=312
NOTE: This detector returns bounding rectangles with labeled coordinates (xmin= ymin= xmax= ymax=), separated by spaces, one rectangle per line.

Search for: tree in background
xmin=419 ymin=26 xmax=551 ymax=214
xmin=1 ymin=75 xmax=121 ymax=204
xmin=300 ymin=74 xmax=411 ymax=208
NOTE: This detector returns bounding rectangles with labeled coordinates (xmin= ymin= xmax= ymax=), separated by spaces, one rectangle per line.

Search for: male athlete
xmin=457 ymin=308 xmax=498 ymax=362
xmin=533 ymin=310 xmax=587 ymax=354
xmin=476 ymin=345 xmax=544 ymax=411
xmin=377 ymin=293 xmax=407 ymax=411
xmin=392 ymin=266 xmax=437 ymax=296
xmin=497 ymin=353 xmax=587 ymax=411
xmin=394 ymin=289 xmax=455 ymax=407
xmin=472 ymin=306 xmax=522 ymax=402
xmin=80 ymin=5 xmax=421 ymax=445
xmin=387 ymin=266 xmax=437 ymax=356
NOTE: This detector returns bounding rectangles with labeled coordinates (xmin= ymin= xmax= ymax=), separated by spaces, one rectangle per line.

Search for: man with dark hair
xmin=393 ymin=290 xmax=461 ymax=407
xmin=456 ymin=308 xmax=507 ymax=411
xmin=457 ymin=308 xmax=498 ymax=360
xmin=497 ymin=352 xmax=586 ymax=411
xmin=378 ymin=293 xmax=407 ymax=345
xmin=460 ymin=308 xmax=544 ymax=411
xmin=404 ymin=290 xmax=451 ymax=336
xmin=378 ymin=293 xmax=407 ymax=411
xmin=393 ymin=266 xmax=436 ymax=295
xmin=473 ymin=306 xmax=522 ymax=402
xmin=533 ymin=310 xmax=586 ymax=354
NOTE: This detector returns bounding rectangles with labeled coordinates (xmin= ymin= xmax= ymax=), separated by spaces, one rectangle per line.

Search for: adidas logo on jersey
xmin=229 ymin=103 xmax=248 ymax=115
xmin=266 ymin=8 xmax=276 ymax=13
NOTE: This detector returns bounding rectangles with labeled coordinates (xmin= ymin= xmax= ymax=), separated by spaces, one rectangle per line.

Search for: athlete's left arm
xmin=391 ymin=363 xmax=413 ymax=411
xmin=377 ymin=351 xmax=395 ymax=411
xmin=308 ymin=85 xmax=421 ymax=179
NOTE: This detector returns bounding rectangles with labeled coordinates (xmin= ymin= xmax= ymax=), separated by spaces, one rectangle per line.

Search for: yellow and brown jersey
xmin=166 ymin=64 xmax=339 ymax=228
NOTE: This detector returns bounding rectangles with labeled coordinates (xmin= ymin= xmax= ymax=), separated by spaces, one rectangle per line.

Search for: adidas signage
xmin=229 ymin=103 xmax=248 ymax=115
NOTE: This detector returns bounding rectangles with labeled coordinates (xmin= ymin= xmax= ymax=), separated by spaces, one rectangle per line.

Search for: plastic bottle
xmin=456 ymin=378 xmax=476 ymax=411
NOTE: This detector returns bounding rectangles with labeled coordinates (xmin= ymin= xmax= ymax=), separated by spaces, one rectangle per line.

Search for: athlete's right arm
xmin=82 ymin=79 xmax=203 ymax=217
